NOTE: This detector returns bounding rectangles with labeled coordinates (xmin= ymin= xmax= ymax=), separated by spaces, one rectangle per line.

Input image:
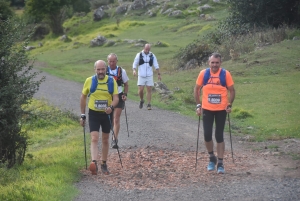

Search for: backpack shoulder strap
xmin=107 ymin=75 xmax=114 ymax=95
xmin=219 ymin=68 xmax=226 ymax=87
xmin=88 ymin=75 xmax=98 ymax=97
xmin=149 ymin=53 xmax=154 ymax=66
xmin=203 ymin=68 xmax=226 ymax=87
xmin=106 ymin=66 xmax=110 ymax=75
xmin=139 ymin=52 xmax=144 ymax=65
xmin=203 ymin=68 xmax=211 ymax=86
xmin=117 ymin=66 xmax=122 ymax=78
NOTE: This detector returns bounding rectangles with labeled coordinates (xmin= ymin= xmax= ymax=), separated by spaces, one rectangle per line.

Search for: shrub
xmin=172 ymin=39 xmax=213 ymax=69
xmin=0 ymin=19 xmax=44 ymax=168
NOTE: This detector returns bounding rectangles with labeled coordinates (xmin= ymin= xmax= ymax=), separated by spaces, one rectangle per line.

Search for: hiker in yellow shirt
xmin=80 ymin=60 xmax=118 ymax=175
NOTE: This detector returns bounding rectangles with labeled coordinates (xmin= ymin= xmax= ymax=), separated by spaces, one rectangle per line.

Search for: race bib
xmin=208 ymin=94 xmax=221 ymax=104
xmin=94 ymin=100 xmax=108 ymax=110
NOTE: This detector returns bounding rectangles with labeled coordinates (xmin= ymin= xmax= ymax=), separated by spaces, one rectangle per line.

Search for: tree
xmin=26 ymin=0 xmax=72 ymax=35
xmin=73 ymin=0 xmax=91 ymax=13
xmin=0 ymin=0 xmax=14 ymax=20
xmin=0 ymin=18 xmax=44 ymax=168
xmin=9 ymin=0 xmax=25 ymax=7
xmin=226 ymin=0 xmax=300 ymax=28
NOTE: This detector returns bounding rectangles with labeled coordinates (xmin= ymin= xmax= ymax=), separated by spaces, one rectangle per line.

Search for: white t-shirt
xmin=107 ymin=66 xmax=129 ymax=94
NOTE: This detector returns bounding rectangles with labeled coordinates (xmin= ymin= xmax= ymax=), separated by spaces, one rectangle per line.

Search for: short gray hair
xmin=209 ymin=53 xmax=222 ymax=62
xmin=107 ymin=53 xmax=118 ymax=61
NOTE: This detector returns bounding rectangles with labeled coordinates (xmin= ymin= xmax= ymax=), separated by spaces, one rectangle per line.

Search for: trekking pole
xmin=227 ymin=113 xmax=234 ymax=163
xmin=124 ymin=102 xmax=129 ymax=137
xmin=83 ymin=126 xmax=87 ymax=170
xmin=108 ymin=114 xmax=123 ymax=168
xmin=195 ymin=116 xmax=201 ymax=171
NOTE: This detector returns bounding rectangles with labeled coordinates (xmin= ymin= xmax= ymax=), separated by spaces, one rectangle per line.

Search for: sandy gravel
xmin=34 ymin=70 xmax=300 ymax=201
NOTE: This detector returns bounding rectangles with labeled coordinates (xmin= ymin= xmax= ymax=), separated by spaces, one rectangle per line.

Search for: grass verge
xmin=0 ymin=100 xmax=86 ymax=201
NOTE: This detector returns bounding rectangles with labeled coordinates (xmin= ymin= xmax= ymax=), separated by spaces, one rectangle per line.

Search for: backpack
xmin=88 ymin=75 xmax=114 ymax=97
xmin=203 ymin=68 xmax=226 ymax=87
xmin=139 ymin=52 xmax=153 ymax=66
xmin=106 ymin=66 xmax=123 ymax=86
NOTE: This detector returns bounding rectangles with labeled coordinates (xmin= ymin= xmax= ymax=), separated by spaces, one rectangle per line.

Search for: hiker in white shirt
xmin=132 ymin=44 xmax=161 ymax=110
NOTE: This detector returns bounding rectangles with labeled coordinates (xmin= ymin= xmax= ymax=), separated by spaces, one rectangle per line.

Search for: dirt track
xmin=34 ymin=70 xmax=300 ymax=201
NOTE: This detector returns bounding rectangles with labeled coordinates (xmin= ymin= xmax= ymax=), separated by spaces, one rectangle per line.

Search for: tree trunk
xmin=48 ymin=11 xmax=64 ymax=35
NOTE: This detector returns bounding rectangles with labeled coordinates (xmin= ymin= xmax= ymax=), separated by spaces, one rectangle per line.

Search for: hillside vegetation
xmin=27 ymin=0 xmax=300 ymax=141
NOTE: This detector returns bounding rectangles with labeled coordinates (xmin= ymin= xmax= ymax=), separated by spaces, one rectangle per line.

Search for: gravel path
xmin=34 ymin=70 xmax=300 ymax=201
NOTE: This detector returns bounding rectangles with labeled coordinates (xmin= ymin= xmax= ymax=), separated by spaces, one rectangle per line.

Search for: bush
xmin=0 ymin=19 xmax=45 ymax=168
xmin=0 ymin=0 xmax=14 ymax=20
xmin=172 ymin=39 xmax=213 ymax=69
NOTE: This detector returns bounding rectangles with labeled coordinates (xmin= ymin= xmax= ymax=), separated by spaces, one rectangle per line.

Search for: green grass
xmin=0 ymin=100 xmax=86 ymax=201
xmin=28 ymin=1 xmax=300 ymax=142
xmin=3 ymin=1 xmax=299 ymax=199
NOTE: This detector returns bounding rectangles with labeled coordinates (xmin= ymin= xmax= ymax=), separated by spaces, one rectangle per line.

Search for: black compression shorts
xmin=115 ymin=92 xmax=125 ymax=109
xmin=88 ymin=109 xmax=112 ymax=133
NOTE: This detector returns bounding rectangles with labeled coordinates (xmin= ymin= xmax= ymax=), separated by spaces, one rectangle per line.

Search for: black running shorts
xmin=115 ymin=92 xmax=125 ymax=109
xmin=88 ymin=109 xmax=112 ymax=133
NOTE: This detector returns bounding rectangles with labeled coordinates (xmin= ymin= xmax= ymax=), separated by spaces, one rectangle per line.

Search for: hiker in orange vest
xmin=194 ymin=53 xmax=235 ymax=174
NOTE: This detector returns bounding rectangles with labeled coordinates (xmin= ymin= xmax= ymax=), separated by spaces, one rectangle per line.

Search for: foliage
xmin=0 ymin=0 xmax=14 ymax=20
xmin=26 ymin=1 xmax=300 ymax=141
xmin=174 ymin=25 xmax=296 ymax=69
xmin=26 ymin=0 xmax=72 ymax=35
xmin=73 ymin=0 xmax=90 ymax=13
xmin=25 ymin=0 xmax=91 ymax=35
xmin=0 ymin=19 xmax=44 ymax=168
xmin=225 ymin=0 xmax=300 ymax=29
xmin=0 ymin=100 xmax=82 ymax=201
xmin=173 ymin=39 xmax=213 ymax=69
xmin=8 ymin=0 xmax=25 ymax=7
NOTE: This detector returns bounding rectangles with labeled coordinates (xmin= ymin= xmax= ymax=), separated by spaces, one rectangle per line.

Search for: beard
xmin=97 ymin=73 xmax=105 ymax=80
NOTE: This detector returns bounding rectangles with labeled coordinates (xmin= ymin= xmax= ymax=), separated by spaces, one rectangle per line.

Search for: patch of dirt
xmin=80 ymin=141 xmax=300 ymax=190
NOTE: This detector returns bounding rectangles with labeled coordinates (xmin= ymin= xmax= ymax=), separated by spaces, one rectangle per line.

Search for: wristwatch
xmin=196 ymin=104 xmax=201 ymax=109
xmin=81 ymin=114 xmax=86 ymax=120
xmin=110 ymin=105 xmax=114 ymax=110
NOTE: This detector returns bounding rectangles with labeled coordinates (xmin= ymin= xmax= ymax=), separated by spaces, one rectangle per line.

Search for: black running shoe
xmin=101 ymin=163 xmax=110 ymax=175
xmin=147 ymin=104 xmax=151 ymax=110
xmin=139 ymin=100 xmax=144 ymax=109
xmin=89 ymin=160 xmax=98 ymax=175
xmin=111 ymin=139 xmax=119 ymax=149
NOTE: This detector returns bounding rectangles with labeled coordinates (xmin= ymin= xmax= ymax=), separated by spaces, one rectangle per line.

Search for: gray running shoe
xmin=101 ymin=163 xmax=110 ymax=175
xmin=147 ymin=104 xmax=151 ymax=110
